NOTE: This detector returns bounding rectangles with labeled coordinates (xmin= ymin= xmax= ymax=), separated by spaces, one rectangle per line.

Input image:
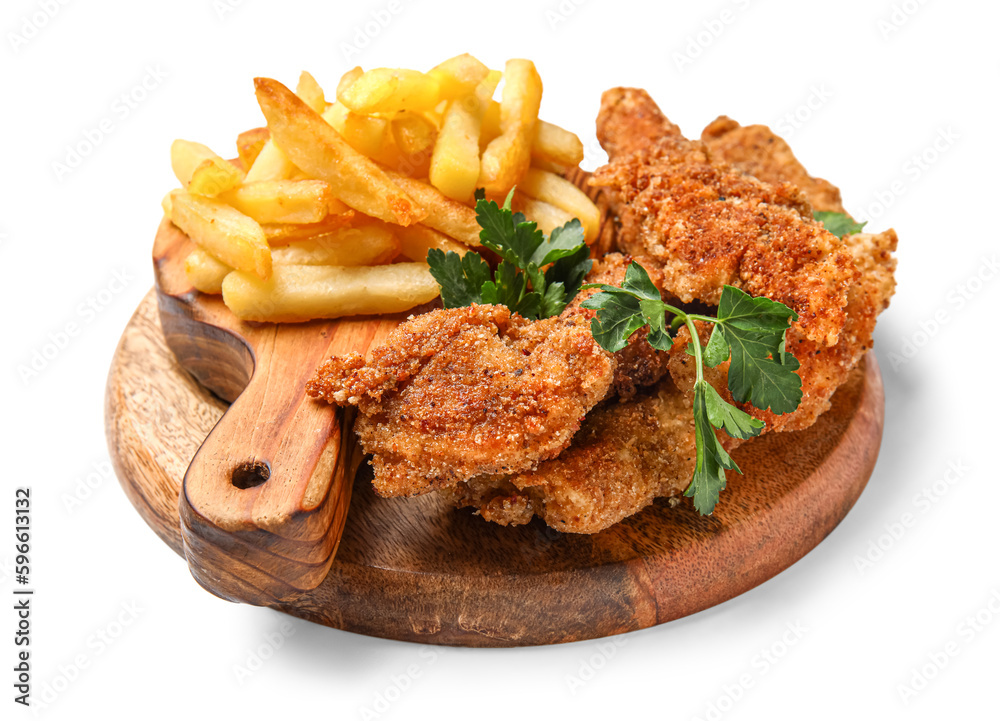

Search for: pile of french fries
xmin=162 ymin=54 xmax=600 ymax=322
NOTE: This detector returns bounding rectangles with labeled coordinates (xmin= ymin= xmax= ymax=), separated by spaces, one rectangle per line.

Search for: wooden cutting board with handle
xmin=107 ymin=167 xmax=886 ymax=645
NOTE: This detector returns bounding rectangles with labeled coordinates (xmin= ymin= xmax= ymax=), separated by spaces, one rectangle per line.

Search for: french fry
xmin=322 ymin=102 xmax=391 ymax=160
xmin=236 ymin=127 xmax=270 ymax=171
xmin=338 ymin=68 xmax=441 ymax=114
xmin=271 ymin=224 xmax=399 ymax=266
xmin=161 ymin=191 xmax=174 ymax=217
xmin=427 ymin=54 xmax=490 ymax=100
xmin=531 ymin=157 xmax=568 ymax=175
xmin=255 ymin=77 xmax=425 ymax=226
xmin=336 ymin=66 xmax=363 ymax=97
xmin=430 ymin=71 xmax=501 ymax=202
xmin=518 ymin=168 xmax=600 ymax=243
xmin=221 ymin=180 xmax=336 ymax=224
xmin=222 ymin=263 xmax=439 ymax=322
xmin=171 ymin=139 xmax=244 ymax=196
xmin=482 ymin=101 xmax=584 ymax=168
xmin=478 ymin=59 xmax=543 ymax=197
xmin=262 ymin=213 xmax=358 ymax=246
xmin=184 ymin=248 xmax=231 ymax=294
xmin=169 ymin=190 xmax=271 ymax=279
xmin=295 ymin=70 xmax=326 ymax=113
xmin=244 ymin=139 xmax=297 ymax=182
xmin=533 ymin=120 xmax=585 ymax=167
xmin=390 ymin=111 xmax=437 ymax=177
xmin=513 ymin=192 xmax=574 ymax=237
xmin=393 ymin=223 xmax=470 ymax=262
xmin=383 ymin=170 xmax=481 ymax=246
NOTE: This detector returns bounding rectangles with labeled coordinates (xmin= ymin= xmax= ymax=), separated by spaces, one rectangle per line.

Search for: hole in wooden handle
xmin=231 ymin=460 xmax=271 ymax=489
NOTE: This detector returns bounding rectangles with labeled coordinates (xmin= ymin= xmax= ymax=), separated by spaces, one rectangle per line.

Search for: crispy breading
xmin=446 ymin=378 xmax=696 ymax=533
xmin=701 ymin=116 xmax=846 ymax=214
xmin=592 ymin=88 xmax=857 ymax=348
xmin=306 ymin=305 xmax=615 ymax=496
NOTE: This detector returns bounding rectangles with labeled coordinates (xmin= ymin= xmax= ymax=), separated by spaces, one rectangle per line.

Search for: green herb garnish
xmin=581 ymin=262 xmax=803 ymax=515
xmin=814 ymin=210 xmax=866 ymax=238
xmin=426 ymin=189 xmax=591 ymax=320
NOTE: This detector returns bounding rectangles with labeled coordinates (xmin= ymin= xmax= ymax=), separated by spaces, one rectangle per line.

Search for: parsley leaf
xmin=581 ymin=260 xmax=803 ymax=515
xmin=427 ymin=248 xmax=490 ymax=308
xmin=814 ymin=210 xmax=867 ymax=238
xmin=427 ymin=186 xmax=592 ymax=321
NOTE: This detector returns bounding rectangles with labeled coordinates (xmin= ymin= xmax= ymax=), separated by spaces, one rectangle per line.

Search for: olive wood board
xmin=106 ymin=290 xmax=883 ymax=647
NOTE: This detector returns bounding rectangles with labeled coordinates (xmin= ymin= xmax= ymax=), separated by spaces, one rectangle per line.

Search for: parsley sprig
xmin=814 ymin=210 xmax=866 ymax=238
xmin=426 ymin=189 xmax=592 ymax=319
xmin=581 ymin=262 xmax=803 ymax=515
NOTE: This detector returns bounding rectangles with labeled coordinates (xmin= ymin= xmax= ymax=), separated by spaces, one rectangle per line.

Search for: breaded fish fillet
xmin=592 ymin=88 xmax=857 ymax=348
xmin=306 ymin=305 xmax=615 ymax=497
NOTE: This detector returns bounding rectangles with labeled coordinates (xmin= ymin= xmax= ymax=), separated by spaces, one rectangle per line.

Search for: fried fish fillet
xmin=592 ymin=88 xmax=857 ymax=348
xmin=306 ymin=305 xmax=616 ymax=497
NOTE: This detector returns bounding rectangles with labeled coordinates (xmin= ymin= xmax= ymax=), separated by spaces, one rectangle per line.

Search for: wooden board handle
xmin=177 ymin=321 xmax=358 ymax=605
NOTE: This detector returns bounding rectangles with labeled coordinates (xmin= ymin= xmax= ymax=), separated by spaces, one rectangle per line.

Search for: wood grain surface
xmin=106 ymin=291 xmax=884 ymax=647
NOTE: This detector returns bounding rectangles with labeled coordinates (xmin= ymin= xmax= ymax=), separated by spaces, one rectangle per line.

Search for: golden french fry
xmin=478 ymin=59 xmax=542 ymax=197
xmin=221 ymin=180 xmax=335 ymax=224
xmin=255 ymin=77 xmax=424 ymax=226
xmin=390 ymin=111 xmax=437 ymax=177
xmin=184 ymin=248 xmax=231 ymax=294
xmin=518 ymin=168 xmax=600 ymax=243
xmin=161 ymin=190 xmax=174 ymax=217
xmin=262 ymin=213 xmax=357 ymax=245
xmin=513 ymin=192 xmax=574 ymax=237
xmin=482 ymin=101 xmax=584 ymax=168
xmin=170 ymin=190 xmax=271 ymax=279
xmin=271 ymin=224 xmax=399 ymax=266
xmin=244 ymin=139 xmax=296 ymax=182
xmin=295 ymin=70 xmax=326 ymax=113
xmin=393 ymin=223 xmax=470 ymax=262
xmin=338 ymin=68 xmax=440 ymax=114
xmin=383 ymin=170 xmax=480 ymax=246
xmin=531 ymin=157 xmax=568 ymax=175
xmin=427 ymin=54 xmax=490 ymax=100
xmin=336 ymin=66 xmax=364 ymax=98
xmin=236 ymin=127 xmax=270 ymax=171
xmin=430 ymin=71 xmax=501 ymax=202
xmin=322 ymin=102 xmax=392 ymax=161
xmin=533 ymin=119 xmax=585 ymax=167
xmin=171 ymin=139 xmax=244 ymax=196
xmin=222 ymin=263 xmax=439 ymax=322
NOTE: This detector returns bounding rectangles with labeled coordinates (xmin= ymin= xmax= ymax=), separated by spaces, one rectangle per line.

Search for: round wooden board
xmin=107 ymin=290 xmax=884 ymax=647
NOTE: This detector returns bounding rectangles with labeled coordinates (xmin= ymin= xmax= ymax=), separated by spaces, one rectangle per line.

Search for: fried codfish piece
xmin=701 ymin=116 xmax=846 ymax=214
xmin=306 ymin=305 xmax=615 ymax=497
xmin=445 ymin=377 xmax=696 ymax=533
xmin=592 ymin=88 xmax=857 ymax=348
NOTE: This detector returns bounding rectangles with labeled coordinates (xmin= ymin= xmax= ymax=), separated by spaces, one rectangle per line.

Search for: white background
xmin=3 ymin=0 xmax=997 ymax=719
